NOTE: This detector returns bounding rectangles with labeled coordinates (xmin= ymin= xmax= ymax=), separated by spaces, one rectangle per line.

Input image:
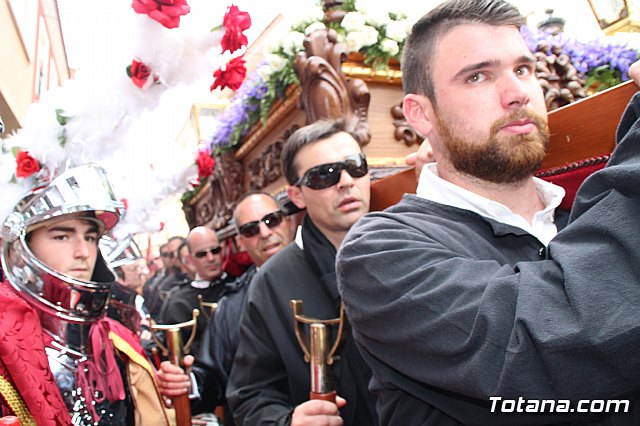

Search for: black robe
xmin=158 ymin=274 xmax=234 ymax=355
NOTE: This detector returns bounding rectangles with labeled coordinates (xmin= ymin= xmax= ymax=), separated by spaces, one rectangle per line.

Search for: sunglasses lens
xmin=345 ymin=157 xmax=368 ymax=178
xmin=238 ymin=222 xmax=260 ymax=238
xmin=299 ymin=154 xmax=367 ymax=190
xmin=306 ymin=164 xmax=341 ymax=190
xmin=195 ymin=246 xmax=222 ymax=258
xmin=263 ymin=212 xmax=284 ymax=228
xmin=238 ymin=211 xmax=285 ymax=238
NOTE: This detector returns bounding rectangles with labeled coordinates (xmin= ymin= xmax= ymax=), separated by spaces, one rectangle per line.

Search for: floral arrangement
xmin=204 ymin=0 xmax=414 ymax=156
xmin=521 ymin=26 xmax=639 ymax=92
xmin=0 ymin=1 xmax=248 ymax=236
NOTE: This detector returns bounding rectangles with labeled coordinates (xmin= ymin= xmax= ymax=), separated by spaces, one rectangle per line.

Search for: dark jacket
xmin=158 ymin=274 xmax=234 ymax=355
xmin=227 ymin=238 xmax=377 ymax=426
xmin=191 ymin=265 xmax=257 ymax=424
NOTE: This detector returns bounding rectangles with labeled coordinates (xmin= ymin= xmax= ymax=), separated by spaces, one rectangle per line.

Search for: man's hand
xmin=291 ymin=396 xmax=347 ymax=426
xmin=156 ymin=354 xmax=194 ymax=397
xmin=630 ymin=60 xmax=640 ymax=87
xmin=405 ymin=138 xmax=434 ymax=180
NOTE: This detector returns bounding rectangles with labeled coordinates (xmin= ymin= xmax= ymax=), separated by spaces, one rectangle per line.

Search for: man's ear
xmin=287 ymin=185 xmax=306 ymax=210
xmin=403 ymin=94 xmax=436 ymax=137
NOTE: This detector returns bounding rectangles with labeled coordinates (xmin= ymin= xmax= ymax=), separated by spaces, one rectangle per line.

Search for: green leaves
xmin=55 ymin=108 xmax=69 ymax=125
xmin=55 ymin=108 xmax=70 ymax=147
xmin=585 ymin=65 xmax=623 ymax=93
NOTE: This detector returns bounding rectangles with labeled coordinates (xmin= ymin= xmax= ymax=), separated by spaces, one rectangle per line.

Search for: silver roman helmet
xmin=100 ymin=232 xmax=143 ymax=269
xmin=1 ymin=164 xmax=125 ymax=326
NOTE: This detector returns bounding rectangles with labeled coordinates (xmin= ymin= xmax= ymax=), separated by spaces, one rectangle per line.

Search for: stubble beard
xmin=437 ymin=109 xmax=549 ymax=184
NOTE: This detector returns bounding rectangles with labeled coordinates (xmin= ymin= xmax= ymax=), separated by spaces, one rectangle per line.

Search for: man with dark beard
xmin=336 ymin=1 xmax=640 ymax=425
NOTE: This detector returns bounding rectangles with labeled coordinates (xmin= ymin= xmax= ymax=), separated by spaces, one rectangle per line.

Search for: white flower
xmin=363 ymin=8 xmax=390 ymax=27
xmin=346 ymin=26 xmax=379 ymax=52
xmin=361 ymin=25 xmax=380 ymax=47
xmin=346 ymin=32 xmax=367 ymax=52
xmin=282 ymin=31 xmax=306 ymax=55
xmin=257 ymin=64 xmax=272 ymax=82
xmin=341 ymin=12 xmax=366 ymax=32
xmin=385 ymin=19 xmax=409 ymax=42
xmin=388 ymin=6 xmax=409 ymax=20
xmin=290 ymin=5 xmax=325 ymax=28
xmin=380 ymin=38 xmax=399 ymax=56
xmin=264 ymin=36 xmax=283 ymax=55
xmin=305 ymin=22 xmax=326 ymax=35
xmin=265 ymin=53 xmax=288 ymax=73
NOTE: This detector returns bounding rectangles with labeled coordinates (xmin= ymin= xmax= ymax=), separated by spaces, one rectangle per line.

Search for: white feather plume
xmin=1 ymin=2 xmax=225 ymax=236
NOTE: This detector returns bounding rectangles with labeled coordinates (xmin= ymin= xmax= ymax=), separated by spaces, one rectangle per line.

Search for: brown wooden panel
xmin=370 ymin=168 xmax=417 ymax=212
xmin=542 ymin=80 xmax=637 ymax=169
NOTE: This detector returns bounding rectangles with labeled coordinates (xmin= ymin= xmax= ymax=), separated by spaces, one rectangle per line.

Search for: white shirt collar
xmin=294 ymin=225 xmax=304 ymax=250
xmin=191 ymin=272 xmax=227 ymax=289
xmin=416 ymin=163 xmax=565 ymax=246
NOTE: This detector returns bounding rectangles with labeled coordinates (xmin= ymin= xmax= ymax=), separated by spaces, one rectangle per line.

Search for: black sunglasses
xmin=237 ymin=211 xmax=285 ymax=238
xmin=160 ymin=252 xmax=174 ymax=259
xmin=294 ymin=153 xmax=368 ymax=190
xmin=194 ymin=246 xmax=222 ymax=259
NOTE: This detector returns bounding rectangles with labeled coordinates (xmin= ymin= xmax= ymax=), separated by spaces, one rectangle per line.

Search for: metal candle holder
xmin=148 ymin=309 xmax=200 ymax=426
xmin=291 ymin=300 xmax=347 ymax=402
xmin=197 ymin=294 xmax=218 ymax=321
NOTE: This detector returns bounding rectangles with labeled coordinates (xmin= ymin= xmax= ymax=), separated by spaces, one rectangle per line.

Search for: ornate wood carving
xmin=294 ymin=28 xmax=372 ymax=146
xmin=208 ymin=151 xmax=244 ymax=229
xmin=248 ymin=125 xmax=300 ymax=191
xmin=182 ymin=182 xmax=214 ymax=229
xmin=533 ymin=41 xmax=587 ymax=111
xmin=390 ymin=101 xmax=423 ymax=147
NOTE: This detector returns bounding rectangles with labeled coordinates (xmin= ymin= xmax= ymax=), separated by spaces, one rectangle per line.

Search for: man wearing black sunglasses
xmin=157 ymin=192 xmax=294 ymax=425
xmin=226 ymin=120 xmax=377 ymax=426
xmin=158 ymin=226 xmax=234 ymax=355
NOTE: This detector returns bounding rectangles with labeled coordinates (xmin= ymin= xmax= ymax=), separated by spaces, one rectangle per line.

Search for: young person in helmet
xmin=0 ymin=164 xmax=169 ymax=426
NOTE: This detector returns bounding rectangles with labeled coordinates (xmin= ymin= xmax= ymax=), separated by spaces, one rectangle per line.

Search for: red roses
xmin=131 ymin=0 xmax=190 ymax=29
xmin=196 ymin=150 xmax=215 ymax=180
xmin=15 ymin=150 xmax=41 ymax=179
xmin=210 ymin=56 xmax=247 ymax=91
xmin=210 ymin=5 xmax=251 ymax=92
xmin=127 ymin=60 xmax=158 ymax=90
xmin=221 ymin=5 xmax=252 ymax=54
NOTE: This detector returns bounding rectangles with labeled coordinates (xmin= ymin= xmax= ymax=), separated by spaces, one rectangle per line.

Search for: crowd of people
xmin=2 ymin=0 xmax=640 ymax=425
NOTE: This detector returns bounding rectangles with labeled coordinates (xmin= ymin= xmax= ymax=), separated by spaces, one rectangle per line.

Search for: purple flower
xmin=521 ymin=26 xmax=638 ymax=80
xmin=206 ymin=69 xmax=268 ymax=151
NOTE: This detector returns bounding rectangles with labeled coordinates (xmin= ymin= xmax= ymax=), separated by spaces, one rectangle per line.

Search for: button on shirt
xmin=416 ymin=163 xmax=565 ymax=246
